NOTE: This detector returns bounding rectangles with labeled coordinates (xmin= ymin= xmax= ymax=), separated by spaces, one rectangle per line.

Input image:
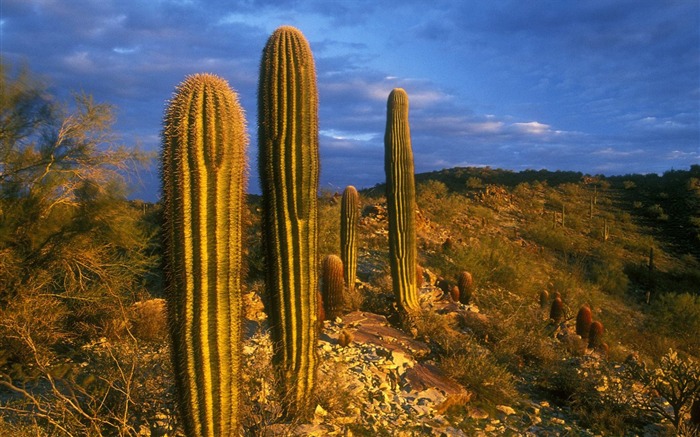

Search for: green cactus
xmin=162 ymin=73 xmax=248 ymax=437
xmin=321 ymin=254 xmax=345 ymax=319
xmin=575 ymin=305 xmax=593 ymax=339
xmin=258 ymin=25 xmax=319 ymax=415
xmin=457 ymin=271 xmax=474 ymax=305
xmin=384 ymin=88 xmax=419 ymax=314
xmin=340 ymin=186 xmax=359 ymax=294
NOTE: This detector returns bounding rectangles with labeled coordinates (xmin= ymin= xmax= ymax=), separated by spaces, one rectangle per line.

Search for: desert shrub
xmin=649 ymin=293 xmax=700 ymax=354
xmin=589 ymin=258 xmax=629 ymax=296
xmin=440 ymin=336 xmax=518 ymax=406
xmin=624 ymin=349 xmax=700 ymax=431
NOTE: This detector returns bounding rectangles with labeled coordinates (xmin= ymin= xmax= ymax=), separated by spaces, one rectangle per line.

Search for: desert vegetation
xmin=2 ymin=25 xmax=700 ymax=436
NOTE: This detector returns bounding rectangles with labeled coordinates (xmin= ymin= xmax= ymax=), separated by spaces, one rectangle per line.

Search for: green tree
xmin=0 ymin=59 xmax=155 ymax=356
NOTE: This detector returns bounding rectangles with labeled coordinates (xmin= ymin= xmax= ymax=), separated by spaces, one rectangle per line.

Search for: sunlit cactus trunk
xmin=161 ymin=74 xmax=248 ymax=437
xmin=384 ymin=88 xmax=420 ymax=314
xmin=340 ymin=185 xmax=359 ymax=294
xmin=258 ymin=25 xmax=319 ymax=415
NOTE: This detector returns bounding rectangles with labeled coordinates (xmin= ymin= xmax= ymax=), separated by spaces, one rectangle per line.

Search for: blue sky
xmin=2 ymin=0 xmax=698 ymax=200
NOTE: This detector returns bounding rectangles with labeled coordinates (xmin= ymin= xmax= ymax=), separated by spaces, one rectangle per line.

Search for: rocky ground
xmin=235 ymin=284 xmax=643 ymax=437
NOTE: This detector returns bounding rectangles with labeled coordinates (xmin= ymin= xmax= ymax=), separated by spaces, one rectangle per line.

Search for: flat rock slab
xmin=335 ymin=311 xmax=431 ymax=359
xmin=326 ymin=311 xmax=471 ymax=409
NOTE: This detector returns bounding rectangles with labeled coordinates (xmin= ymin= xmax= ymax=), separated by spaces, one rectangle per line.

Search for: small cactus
xmin=321 ymin=254 xmax=345 ymax=320
xmin=457 ymin=271 xmax=474 ymax=305
xmin=449 ymin=285 xmax=460 ymax=302
xmin=575 ymin=305 xmax=593 ymax=339
xmin=539 ymin=290 xmax=550 ymax=308
xmin=416 ymin=264 xmax=424 ymax=289
xmin=550 ymin=297 xmax=564 ymax=324
xmin=340 ymin=186 xmax=359 ymax=294
xmin=338 ymin=330 xmax=354 ymax=347
xmin=588 ymin=321 xmax=604 ymax=349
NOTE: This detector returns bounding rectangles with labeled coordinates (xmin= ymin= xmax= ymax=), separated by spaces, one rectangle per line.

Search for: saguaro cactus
xmin=384 ymin=88 xmax=419 ymax=314
xmin=340 ymin=186 xmax=359 ymax=294
xmin=321 ymin=254 xmax=345 ymax=319
xmin=258 ymin=25 xmax=319 ymax=415
xmin=162 ymin=74 xmax=248 ymax=437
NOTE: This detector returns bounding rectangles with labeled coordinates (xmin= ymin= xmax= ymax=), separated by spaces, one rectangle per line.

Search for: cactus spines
xmin=162 ymin=73 xmax=248 ymax=437
xmin=258 ymin=25 xmax=319 ymax=414
xmin=550 ymin=297 xmax=564 ymax=324
xmin=384 ymin=88 xmax=419 ymax=314
xmin=575 ymin=305 xmax=593 ymax=339
xmin=457 ymin=271 xmax=474 ymax=305
xmin=588 ymin=321 xmax=604 ymax=349
xmin=539 ymin=290 xmax=550 ymax=308
xmin=340 ymin=186 xmax=359 ymax=294
xmin=321 ymin=254 xmax=345 ymax=320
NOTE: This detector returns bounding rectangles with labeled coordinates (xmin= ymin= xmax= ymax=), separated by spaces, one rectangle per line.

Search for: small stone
xmin=467 ymin=406 xmax=489 ymax=419
xmin=551 ymin=417 xmax=565 ymax=425
xmin=539 ymin=400 xmax=550 ymax=408
xmin=484 ymin=425 xmax=496 ymax=432
xmin=496 ymin=405 xmax=516 ymax=416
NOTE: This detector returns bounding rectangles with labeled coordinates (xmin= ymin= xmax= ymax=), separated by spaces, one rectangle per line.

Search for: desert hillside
xmin=2 ymin=164 xmax=699 ymax=436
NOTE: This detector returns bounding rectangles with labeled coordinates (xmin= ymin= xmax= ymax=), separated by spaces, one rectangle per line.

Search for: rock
xmin=496 ymin=405 xmax=517 ymax=416
xmin=467 ymin=406 xmax=490 ymax=420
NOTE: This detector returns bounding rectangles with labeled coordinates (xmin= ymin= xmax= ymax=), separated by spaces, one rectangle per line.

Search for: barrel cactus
xmin=384 ymin=88 xmax=419 ymax=314
xmin=457 ymin=271 xmax=474 ymax=305
xmin=588 ymin=321 xmax=605 ymax=349
xmin=321 ymin=254 xmax=345 ymax=319
xmin=340 ymin=186 xmax=359 ymax=294
xmin=162 ymin=73 xmax=248 ymax=436
xmin=258 ymin=25 xmax=319 ymax=415
xmin=539 ymin=290 xmax=550 ymax=308
xmin=575 ymin=305 xmax=593 ymax=339
xmin=550 ymin=297 xmax=564 ymax=324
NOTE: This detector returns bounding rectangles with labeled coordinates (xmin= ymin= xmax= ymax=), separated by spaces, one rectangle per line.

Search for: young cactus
xmin=575 ymin=305 xmax=593 ymax=339
xmin=162 ymin=74 xmax=248 ymax=437
xmin=258 ymin=25 xmax=319 ymax=415
xmin=321 ymin=254 xmax=345 ymax=320
xmin=550 ymin=297 xmax=564 ymax=324
xmin=340 ymin=186 xmax=359 ymax=294
xmin=457 ymin=271 xmax=474 ymax=305
xmin=384 ymin=88 xmax=419 ymax=314
xmin=588 ymin=321 xmax=605 ymax=349
xmin=539 ymin=290 xmax=550 ymax=308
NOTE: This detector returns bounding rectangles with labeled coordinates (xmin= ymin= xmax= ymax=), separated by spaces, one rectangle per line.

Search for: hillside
xmin=1 ymin=166 xmax=699 ymax=436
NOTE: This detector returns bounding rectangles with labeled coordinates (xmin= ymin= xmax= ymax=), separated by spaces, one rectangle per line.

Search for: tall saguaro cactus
xmin=162 ymin=74 xmax=248 ymax=437
xmin=340 ymin=185 xmax=359 ymax=294
xmin=258 ymin=25 xmax=319 ymax=415
xmin=384 ymin=88 xmax=419 ymax=313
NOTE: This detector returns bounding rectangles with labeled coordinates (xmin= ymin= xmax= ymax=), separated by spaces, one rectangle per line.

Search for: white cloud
xmin=511 ymin=121 xmax=551 ymax=135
